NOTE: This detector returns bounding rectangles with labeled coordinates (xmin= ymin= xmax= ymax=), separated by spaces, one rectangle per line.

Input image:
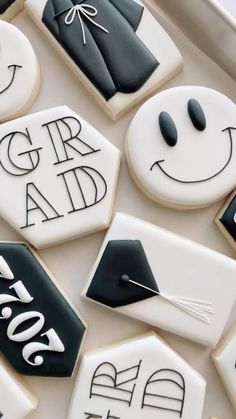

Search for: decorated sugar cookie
xmin=0 ymin=106 xmax=120 ymax=248
xmin=25 ymin=0 xmax=183 ymax=120
xmin=126 ymin=86 xmax=236 ymax=209
xmin=212 ymin=324 xmax=236 ymax=411
xmin=0 ymin=242 xmax=86 ymax=376
xmin=83 ymin=213 xmax=236 ymax=347
xmin=0 ymin=356 xmax=38 ymax=418
xmin=68 ymin=332 xmax=206 ymax=419
xmin=0 ymin=21 xmax=40 ymax=123
xmin=215 ymin=189 xmax=236 ymax=251
xmin=0 ymin=0 xmax=24 ymax=21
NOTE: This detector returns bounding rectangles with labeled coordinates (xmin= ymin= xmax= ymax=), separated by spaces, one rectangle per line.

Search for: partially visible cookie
xmin=0 ymin=21 xmax=41 ymax=123
xmin=0 ymin=355 xmax=38 ymax=418
xmin=215 ymin=189 xmax=236 ymax=251
xmin=68 ymin=332 xmax=206 ymax=419
xmin=25 ymin=0 xmax=183 ymax=120
xmin=0 ymin=242 xmax=87 ymax=377
xmin=0 ymin=0 xmax=24 ymax=21
xmin=212 ymin=324 xmax=236 ymax=412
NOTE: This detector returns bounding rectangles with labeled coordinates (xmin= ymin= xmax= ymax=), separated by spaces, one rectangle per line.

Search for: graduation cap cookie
xmin=83 ymin=213 xmax=236 ymax=347
xmin=68 ymin=332 xmax=206 ymax=419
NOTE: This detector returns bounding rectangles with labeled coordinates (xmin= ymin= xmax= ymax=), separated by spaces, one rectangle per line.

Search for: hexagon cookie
xmin=215 ymin=189 xmax=236 ymax=251
xmin=126 ymin=86 xmax=236 ymax=209
xmin=68 ymin=332 xmax=206 ymax=419
xmin=0 ymin=356 xmax=38 ymax=419
xmin=212 ymin=324 xmax=236 ymax=411
xmin=25 ymin=0 xmax=183 ymax=120
xmin=0 ymin=242 xmax=86 ymax=377
xmin=0 ymin=21 xmax=40 ymax=123
xmin=0 ymin=106 xmax=121 ymax=248
xmin=83 ymin=212 xmax=236 ymax=347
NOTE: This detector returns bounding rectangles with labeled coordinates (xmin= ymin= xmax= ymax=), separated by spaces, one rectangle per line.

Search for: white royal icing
xmin=212 ymin=324 xmax=236 ymax=411
xmin=126 ymin=86 xmax=236 ymax=209
xmin=0 ymin=357 xmax=38 ymax=419
xmin=68 ymin=332 xmax=206 ymax=419
xmin=0 ymin=106 xmax=121 ymax=248
xmin=0 ymin=21 xmax=40 ymax=123
xmin=83 ymin=212 xmax=236 ymax=347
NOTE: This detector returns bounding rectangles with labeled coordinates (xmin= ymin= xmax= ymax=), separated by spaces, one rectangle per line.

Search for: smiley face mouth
xmin=0 ymin=64 xmax=22 ymax=95
xmin=150 ymin=127 xmax=235 ymax=184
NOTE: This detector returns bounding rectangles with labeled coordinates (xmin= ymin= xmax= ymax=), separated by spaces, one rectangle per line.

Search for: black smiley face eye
xmin=188 ymin=99 xmax=206 ymax=131
xmin=159 ymin=111 xmax=178 ymax=147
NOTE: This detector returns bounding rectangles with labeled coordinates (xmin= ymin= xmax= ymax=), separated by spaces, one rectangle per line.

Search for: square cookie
xmin=83 ymin=212 xmax=236 ymax=347
xmin=212 ymin=323 xmax=236 ymax=412
xmin=215 ymin=189 xmax=236 ymax=251
xmin=68 ymin=332 xmax=206 ymax=419
xmin=25 ymin=0 xmax=183 ymax=120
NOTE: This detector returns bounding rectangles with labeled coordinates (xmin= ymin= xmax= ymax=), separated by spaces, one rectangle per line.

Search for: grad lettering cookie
xmin=25 ymin=0 xmax=183 ymax=120
xmin=0 ymin=21 xmax=40 ymax=123
xmin=0 ymin=106 xmax=121 ymax=248
xmin=83 ymin=213 xmax=236 ymax=347
xmin=215 ymin=189 xmax=236 ymax=251
xmin=0 ymin=0 xmax=24 ymax=21
xmin=212 ymin=324 xmax=236 ymax=412
xmin=126 ymin=86 xmax=236 ymax=209
xmin=68 ymin=332 xmax=206 ymax=419
xmin=0 ymin=242 xmax=86 ymax=376
xmin=0 ymin=356 xmax=38 ymax=419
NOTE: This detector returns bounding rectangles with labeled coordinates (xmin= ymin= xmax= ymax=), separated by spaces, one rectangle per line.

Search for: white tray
xmin=6 ymin=5 xmax=236 ymax=419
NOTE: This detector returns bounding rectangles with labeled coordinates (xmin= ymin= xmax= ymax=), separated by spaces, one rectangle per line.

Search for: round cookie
xmin=126 ymin=86 xmax=236 ymax=209
xmin=0 ymin=21 xmax=40 ymax=123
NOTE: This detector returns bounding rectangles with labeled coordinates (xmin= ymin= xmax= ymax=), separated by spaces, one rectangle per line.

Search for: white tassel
xmin=120 ymin=275 xmax=214 ymax=324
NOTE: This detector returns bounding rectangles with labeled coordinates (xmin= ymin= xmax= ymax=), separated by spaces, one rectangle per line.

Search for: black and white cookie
xmin=0 ymin=242 xmax=87 ymax=376
xmin=215 ymin=189 xmax=236 ymax=251
xmin=0 ymin=106 xmax=120 ymax=248
xmin=25 ymin=0 xmax=183 ymax=120
xmin=83 ymin=212 xmax=236 ymax=347
xmin=68 ymin=332 xmax=206 ymax=419
xmin=0 ymin=0 xmax=24 ymax=21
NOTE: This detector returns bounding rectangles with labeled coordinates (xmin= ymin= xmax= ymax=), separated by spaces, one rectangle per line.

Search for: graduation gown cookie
xmin=25 ymin=0 xmax=183 ymax=119
xmin=42 ymin=0 xmax=158 ymax=101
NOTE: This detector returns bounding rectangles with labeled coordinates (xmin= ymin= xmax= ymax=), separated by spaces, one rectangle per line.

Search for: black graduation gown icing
xmin=42 ymin=0 xmax=159 ymax=100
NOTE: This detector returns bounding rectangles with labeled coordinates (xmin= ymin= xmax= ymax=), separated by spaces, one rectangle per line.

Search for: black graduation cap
xmin=86 ymin=240 xmax=214 ymax=323
xmin=86 ymin=240 xmax=159 ymax=308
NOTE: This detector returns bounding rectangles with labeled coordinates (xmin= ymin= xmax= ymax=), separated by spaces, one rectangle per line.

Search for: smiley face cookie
xmin=126 ymin=86 xmax=236 ymax=209
xmin=0 ymin=21 xmax=40 ymax=123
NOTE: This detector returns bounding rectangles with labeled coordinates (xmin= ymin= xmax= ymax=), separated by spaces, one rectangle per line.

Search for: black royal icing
xmin=0 ymin=243 xmax=86 ymax=377
xmin=42 ymin=0 xmax=159 ymax=101
xmin=220 ymin=193 xmax=236 ymax=241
